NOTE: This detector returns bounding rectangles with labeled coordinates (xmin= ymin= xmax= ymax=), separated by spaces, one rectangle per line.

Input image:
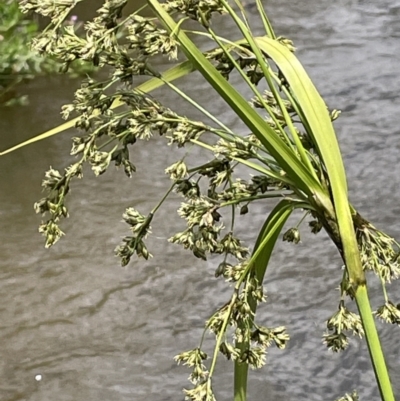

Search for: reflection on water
xmin=1 ymin=1 xmax=400 ymax=400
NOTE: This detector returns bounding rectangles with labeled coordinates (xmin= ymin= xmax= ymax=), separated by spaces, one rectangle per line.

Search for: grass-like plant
xmin=3 ymin=1 xmax=400 ymax=400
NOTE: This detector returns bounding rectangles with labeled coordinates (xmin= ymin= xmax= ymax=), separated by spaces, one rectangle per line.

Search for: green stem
xmin=233 ymin=199 xmax=306 ymax=401
xmin=160 ymin=78 xmax=235 ymax=135
xmin=219 ymin=193 xmax=289 ymax=208
xmin=234 ymin=361 xmax=248 ymax=401
xmin=208 ymin=293 xmax=239 ymax=381
xmin=151 ymin=182 xmax=176 ymax=214
xmin=295 ymin=210 xmax=309 ymax=229
xmin=355 ymin=285 xmax=395 ymax=401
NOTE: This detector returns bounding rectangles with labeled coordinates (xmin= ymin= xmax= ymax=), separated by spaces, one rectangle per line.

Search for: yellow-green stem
xmin=355 ymin=285 xmax=395 ymax=401
xmin=234 ymin=360 xmax=248 ymax=401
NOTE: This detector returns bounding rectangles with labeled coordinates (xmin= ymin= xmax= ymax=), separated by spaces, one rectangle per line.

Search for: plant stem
xmin=355 ymin=285 xmax=395 ymax=401
xmin=151 ymin=182 xmax=176 ymax=214
xmin=234 ymin=361 xmax=248 ymax=401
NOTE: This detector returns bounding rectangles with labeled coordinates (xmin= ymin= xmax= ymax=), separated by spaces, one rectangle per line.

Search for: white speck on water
xmin=35 ymin=374 xmax=42 ymax=381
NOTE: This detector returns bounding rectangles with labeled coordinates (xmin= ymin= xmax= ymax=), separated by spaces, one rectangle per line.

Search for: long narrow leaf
xmin=146 ymin=0 xmax=323 ymax=199
xmin=0 ymin=60 xmax=195 ymax=156
xmin=255 ymin=0 xmax=276 ymax=39
xmin=255 ymin=35 xmax=395 ymax=401
xmin=255 ymin=37 xmax=348 ymax=195
xmin=217 ymin=0 xmax=318 ymax=184
xmin=254 ymin=37 xmax=366 ymax=286
xmin=221 ymin=0 xmax=318 ymax=181
xmin=234 ymin=199 xmax=308 ymax=401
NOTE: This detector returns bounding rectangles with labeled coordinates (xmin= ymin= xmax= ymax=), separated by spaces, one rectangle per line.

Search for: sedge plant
xmin=3 ymin=1 xmax=400 ymax=400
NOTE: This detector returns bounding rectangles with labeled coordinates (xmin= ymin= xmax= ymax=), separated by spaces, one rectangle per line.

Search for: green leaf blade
xmin=146 ymin=0 xmax=323 ymax=199
xmin=0 ymin=60 xmax=195 ymax=156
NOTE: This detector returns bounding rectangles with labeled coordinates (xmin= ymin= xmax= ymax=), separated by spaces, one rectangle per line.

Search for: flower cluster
xmin=215 ymin=260 xmax=246 ymax=281
xmin=115 ymin=208 xmax=153 ymax=265
xmin=166 ymin=120 xmax=208 ymax=147
xmin=184 ymin=381 xmax=216 ymax=401
xmin=251 ymin=325 xmax=290 ymax=349
xmin=239 ymin=347 xmax=266 ymax=369
xmin=22 ymin=0 xmax=180 ymax=74
xmin=375 ymin=301 xmax=400 ymax=325
xmin=175 ymin=348 xmax=209 ymax=384
xmin=34 ymin=165 xmax=82 ymax=247
xmin=217 ymin=175 xmax=284 ymax=203
xmin=309 ymin=218 xmax=323 ymax=234
xmin=356 ymin=221 xmax=400 ymax=283
xmin=335 ymin=391 xmax=359 ymax=401
xmin=164 ymin=0 xmax=226 ymax=24
xmin=323 ymin=301 xmax=364 ymax=352
xmin=126 ymin=15 xmax=178 ymax=60
xmin=283 ymin=227 xmax=301 ymax=244
xmin=174 ymin=348 xmax=216 ymax=401
xmin=214 ymin=136 xmax=259 ymax=160
xmin=172 ymin=197 xmax=222 ymax=258
xmin=202 ymin=274 xmax=289 ymax=374
xmin=20 ymin=0 xmax=76 ymax=23
xmin=165 ymin=160 xmax=188 ymax=180
xmin=231 ymin=323 xmax=289 ymax=370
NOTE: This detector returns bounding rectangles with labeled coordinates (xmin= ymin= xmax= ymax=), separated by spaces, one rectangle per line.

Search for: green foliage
xmin=0 ymin=0 xmax=39 ymax=104
xmin=3 ymin=1 xmax=400 ymax=400
xmin=0 ymin=0 xmax=93 ymax=106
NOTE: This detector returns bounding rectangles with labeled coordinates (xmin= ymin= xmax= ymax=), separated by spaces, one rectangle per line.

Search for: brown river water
xmin=1 ymin=1 xmax=400 ymax=400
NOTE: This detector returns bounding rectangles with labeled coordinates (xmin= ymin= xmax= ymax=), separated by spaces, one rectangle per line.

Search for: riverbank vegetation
xmin=0 ymin=0 xmax=92 ymax=105
xmin=3 ymin=1 xmax=399 ymax=400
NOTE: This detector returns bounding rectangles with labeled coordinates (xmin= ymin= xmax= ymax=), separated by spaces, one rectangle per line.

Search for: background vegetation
xmin=0 ymin=0 xmax=92 ymax=105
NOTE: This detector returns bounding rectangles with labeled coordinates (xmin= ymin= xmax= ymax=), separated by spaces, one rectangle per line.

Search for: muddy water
xmin=1 ymin=1 xmax=400 ymax=400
